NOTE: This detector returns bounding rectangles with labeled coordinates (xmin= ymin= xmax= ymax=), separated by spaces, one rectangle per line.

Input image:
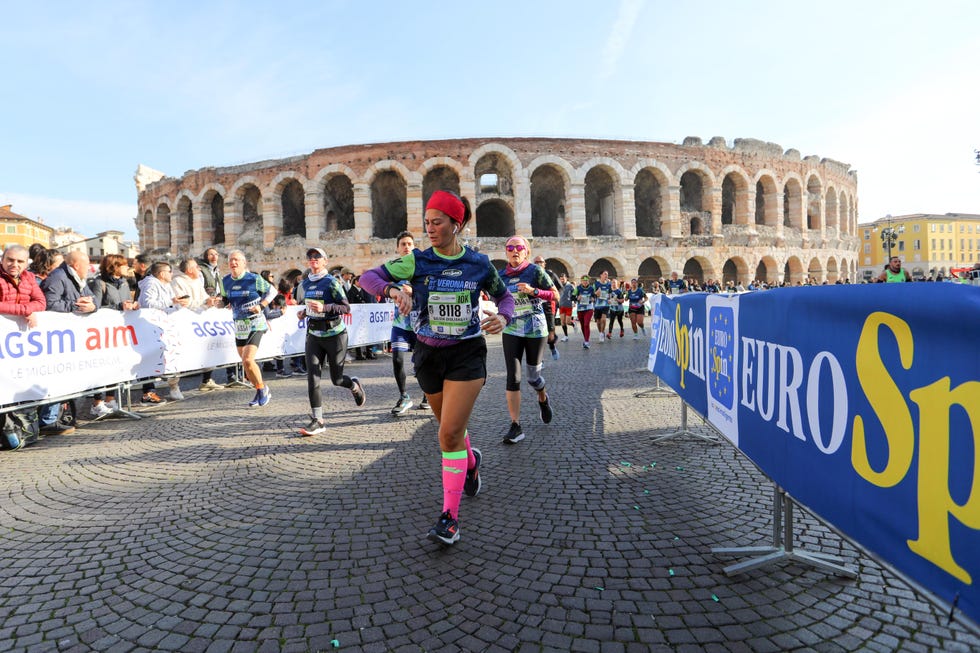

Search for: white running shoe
xmin=169 ymin=388 xmax=185 ymax=401
xmin=90 ymin=402 xmax=113 ymax=418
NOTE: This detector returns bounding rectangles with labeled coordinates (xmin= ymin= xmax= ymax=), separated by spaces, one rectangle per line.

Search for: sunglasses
xmin=505 ymin=245 xmax=526 ymax=252
xmin=307 ymin=254 xmax=323 ymax=260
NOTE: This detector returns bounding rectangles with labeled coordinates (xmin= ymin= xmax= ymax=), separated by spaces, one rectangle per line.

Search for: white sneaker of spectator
xmin=90 ymin=402 xmax=113 ymax=418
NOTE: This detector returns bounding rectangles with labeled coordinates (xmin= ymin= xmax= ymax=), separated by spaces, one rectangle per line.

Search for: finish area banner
xmin=647 ymin=284 xmax=980 ymax=626
xmin=0 ymin=304 xmax=396 ymax=406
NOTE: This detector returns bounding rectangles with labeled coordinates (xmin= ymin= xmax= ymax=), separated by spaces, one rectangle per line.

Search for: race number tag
xmin=513 ymin=294 xmax=533 ymax=318
xmin=234 ymin=319 xmax=251 ymax=339
xmin=428 ymin=291 xmax=472 ymax=335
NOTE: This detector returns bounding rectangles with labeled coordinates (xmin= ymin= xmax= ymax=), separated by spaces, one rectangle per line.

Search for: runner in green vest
xmin=877 ymin=256 xmax=911 ymax=283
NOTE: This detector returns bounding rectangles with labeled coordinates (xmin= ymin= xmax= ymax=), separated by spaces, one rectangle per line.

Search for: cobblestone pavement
xmin=1 ymin=333 xmax=978 ymax=653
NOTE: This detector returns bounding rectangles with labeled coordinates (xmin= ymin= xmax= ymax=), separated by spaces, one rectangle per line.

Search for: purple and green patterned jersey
xmin=572 ymin=283 xmax=596 ymax=311
xmin=500 ymin=263 xmax=555 ymax=338
xmin=593 ymin=279 xmax=613 ymax=308
xmin=382 ymin=246 xmax=510 ymax=342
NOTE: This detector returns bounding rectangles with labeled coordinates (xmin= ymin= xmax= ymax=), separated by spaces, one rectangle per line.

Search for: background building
xmin=0 ymin=205 xmax=54 ymax=251
xmin=136 ymin=137 xmax=860 ymax=286
xmin=858 ymin=213 xmax=980 ymax=280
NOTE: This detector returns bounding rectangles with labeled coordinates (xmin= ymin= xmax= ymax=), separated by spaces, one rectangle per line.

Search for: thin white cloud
xmin=0 ymin=192 xmax=138 ymax=241
xmin=600 ymin=0 xmax=643 ymax=80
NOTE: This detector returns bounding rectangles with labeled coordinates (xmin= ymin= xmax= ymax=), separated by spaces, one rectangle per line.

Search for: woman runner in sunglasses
xmin=499 ymin=236 xmax=557 ymax=444
xmin=360 ymin=190 xmax=514 ymax=546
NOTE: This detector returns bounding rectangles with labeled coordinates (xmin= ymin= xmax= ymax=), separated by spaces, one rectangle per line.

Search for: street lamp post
xmin=877 ymin=215 xmax=903 ymax=261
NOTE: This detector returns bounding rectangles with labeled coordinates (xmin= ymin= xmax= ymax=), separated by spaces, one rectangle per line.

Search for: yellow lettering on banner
xmin=908 ymin=378 xmax=980 ymax=584
xmin=674 ymin=304 xmax=689 ymax=389
xmin=852 ymin=312 xmax=915 ymax=487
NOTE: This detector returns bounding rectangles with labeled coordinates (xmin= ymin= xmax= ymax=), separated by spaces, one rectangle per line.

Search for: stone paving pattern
xmin=1 ymin=334 xmax=978 ymax=653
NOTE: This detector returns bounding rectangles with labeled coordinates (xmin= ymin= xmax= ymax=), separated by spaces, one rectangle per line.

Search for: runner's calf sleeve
xmin=526 ymin=363 xmax=545 ymax=391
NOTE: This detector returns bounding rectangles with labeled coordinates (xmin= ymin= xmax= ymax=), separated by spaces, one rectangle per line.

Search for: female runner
xmin=627 ymin=279 xmax=647 ymax=339
xmin=360 ymin=190 xmax=514 ymax=546
xmin=297 ymin=247 xmax=365 ymax=436
xmin=606 ymin=278 xmax=625 ymax=339
xmin=500 ymin=237 xmax=557 ymax=444
xmin=571 ymin=275 xmax=596 ymax=348
xmin=220 ymin=250 xmax=277 ymax=407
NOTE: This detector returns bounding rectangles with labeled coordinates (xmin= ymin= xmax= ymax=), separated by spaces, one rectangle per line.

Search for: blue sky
xmin=1 ymin=0 xmax=977 ymax=241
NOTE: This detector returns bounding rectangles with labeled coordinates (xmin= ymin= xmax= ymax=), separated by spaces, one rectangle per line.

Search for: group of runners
xmin=220 ymin=190 xmax=652 ymax=547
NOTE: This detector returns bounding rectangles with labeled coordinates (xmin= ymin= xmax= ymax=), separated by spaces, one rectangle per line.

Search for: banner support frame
xmin=712 ymin=484 xmax=857 ymax=578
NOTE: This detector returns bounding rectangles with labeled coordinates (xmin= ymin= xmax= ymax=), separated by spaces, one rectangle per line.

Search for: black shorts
xmin=413 ymin=337 xmax=487 ymax=395
xmin=235 ymin=330 xmax=264 ymax=348
xmin=594 ymin=307 xmax=609 ymax=319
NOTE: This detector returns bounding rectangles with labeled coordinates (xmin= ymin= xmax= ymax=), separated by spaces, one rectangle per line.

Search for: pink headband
xmin=426 ymin=191 xmax=465 ymax=225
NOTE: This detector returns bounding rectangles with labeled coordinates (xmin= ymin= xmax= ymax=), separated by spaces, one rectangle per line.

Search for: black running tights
xmin=305 ymin=332 xmax=353 ymax=409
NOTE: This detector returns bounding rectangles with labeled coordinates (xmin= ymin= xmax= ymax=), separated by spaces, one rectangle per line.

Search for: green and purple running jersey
xmin=593 ymin=279 xmax=613 ymax=308
xmin=627 ymin=287 xmax=647 ymax=310
xmin=572 ymin=283 xmax=596 ymax=312
xmin=382 ymin=246 xmax=509 ymax=341
xmin=500 ymin=264 xmax=555 ymax=338
xmin=610 ymin=288 xmax=625 ymax=312
xmin=221 ymin=272 xmax=275 ymax=337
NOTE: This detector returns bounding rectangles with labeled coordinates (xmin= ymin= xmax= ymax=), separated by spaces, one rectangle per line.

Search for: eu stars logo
xmin=709 ymin=306 xmax=735 ymax=410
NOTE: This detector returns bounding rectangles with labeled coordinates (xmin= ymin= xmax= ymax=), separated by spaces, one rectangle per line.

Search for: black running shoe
xmin=299 ymin=417 xmax=326 ymax=436
xmin=503 ymin=422 xmax=525 ymax=444
xmin=390 ymin=394 xmax=413 ymax=415
xmin=417 ymin=396 xmax=430 ymax=410
xmin=351 ymin=377 xmax=366 ymax=406
xmin=539 ymin=395 xmax=553 ymax=424
xmin=464 ymin=448 xmax=482 ymax=497
xmin=427 ymin=510 xmax=460 ymax=545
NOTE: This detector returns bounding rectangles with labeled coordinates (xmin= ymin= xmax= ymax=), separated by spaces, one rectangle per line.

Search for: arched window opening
xmin=530 ymin=165 xmax=566 ymax=237
xmin=475 ymin=199 xmax=514 ymax=237
xmin=679 ymin=171 xmax=703 ymax=212
xmin=588 ymin=258 xmax=618 ymax=278
xmin=371 ymin=170 xmax=408 ymax=239
xmin=241 ymin=185 xmax=263 ymax=238
xmin=156 ymin=204 xmax=171 ymax=251
xmin=474 ymin=153 xmax=514 ymax=200
xmin=638 ymin=257 xmax=663 ymax=287
xmin=176 ymin=196 xmax=193 ymax=251
xmin=324 ymin=175 xmax=354 ymax=232
xmin=281 ymin=180 xmax=306 ymax=238
xmin=584 ymin=167 xmax=616 ymax=236
xmin=634 ymin=169 xmax=662 ymax=237
xmin=806 ymin=175 xmax=822 ymax=231
xmin=690 ymin=216 xmax=704 ymax=235
xmin=721 ymin=176 xmax=736 ymax=225
xmin=722 ymin=260 xmax=739 ymax=286
xmin=755 ymin=260 xmax=767 ymax=283
xmin=210 ymin=193 xmax=225 ymax=245
xmin=683 ymin=259 xmax=704 ymax=284
xmin=542 ymin=259 xmax=568 ymax=278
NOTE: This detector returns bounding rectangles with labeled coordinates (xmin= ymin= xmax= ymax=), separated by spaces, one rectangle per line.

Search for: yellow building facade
xmin=0 ymin=205 xmax=54 ymax=252
xmin=858 ymin=213 xmax=980 ymax=280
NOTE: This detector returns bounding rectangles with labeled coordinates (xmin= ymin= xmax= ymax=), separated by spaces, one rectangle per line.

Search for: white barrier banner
xmin=0 ymin=303 xmax=397 ymax=406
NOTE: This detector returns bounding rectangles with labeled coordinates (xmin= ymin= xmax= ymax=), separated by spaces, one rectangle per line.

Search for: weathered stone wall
xmin=135 ymin=137 xmax=860 ymax=284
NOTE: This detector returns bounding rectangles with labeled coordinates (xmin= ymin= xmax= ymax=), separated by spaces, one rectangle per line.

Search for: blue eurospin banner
xmin=648 ymin=284 xmax=980 ymax=626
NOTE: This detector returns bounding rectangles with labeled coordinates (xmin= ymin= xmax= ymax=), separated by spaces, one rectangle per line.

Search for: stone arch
xmin=806 ymin=173 xmax=823 ymax=231
xmin=421 ymin=164 xmax=462 ymax=211
xmin=682 ymin=256 xmax=713 ymax=284
xmin=826 ymin=256 xmax=839 ymax=283
xmin=174 ymin=190 xmax=195 ymax=252
xmin=719 ymin=166 xmax=751 ymax=226
xmin=141 ymin=209 xmax=154 ymax=250
xmin=807 ymin=256 xmax=824 ymax=282
xmin=722 ymin=256 xmax=750 ymax=286
xmin=268 ymin=173 xmax=308 ymax=239
xmin=475 ymin=198 xmax=514 ymax=237
xmin=155 ymin=200 xmax=172 ymax=252
xmin=753 ymin=171 xmax=779 ymax=227
xmin=582 ymin=162 xmax=623 ymax=236
xmin=839 ymin=257 xmax=849 ymax=282
xmin=528 ymin=158 xmax=572 ymax=238
xmin=634 ymin=165 xmax=670 ymax=237
xmin=757 ymin=255 xmax=779 ymax=285
xmin=197 ymin=183 xmax=226 ymax=247
xmin=638 ymin=256 xmax=668 ymax=286
xmin=312 ymin=165 xmax=357 ymax=233
xmin=782 ymin=175 xmax=803 ymax=229
xmin=369 ymin=166 xmax=409 ymax=239
xmin=473 ymin=149 xmax=517 ymax=230
xmin=690 ymin=215 xmax=705 ymax=235
xmin=825 ymin=187 xmax=839 ymax=231
xmin=838 ymin=193 xmax=850 ymax=236
xmin=230 ymin=176 xmax=265 ymax=246
xmin=588 ymin=258 xmax=620 ymax=278
xmin=784 ymin=256 xmax=804 ymax=285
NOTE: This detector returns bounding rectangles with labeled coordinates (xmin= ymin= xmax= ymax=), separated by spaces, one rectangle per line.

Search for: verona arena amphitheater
xmin=134 ymin=136 xmax=859 ymax=286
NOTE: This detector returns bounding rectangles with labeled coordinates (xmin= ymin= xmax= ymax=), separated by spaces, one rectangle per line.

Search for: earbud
xmin=452 ymin=225 xmax=458 ymax=234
